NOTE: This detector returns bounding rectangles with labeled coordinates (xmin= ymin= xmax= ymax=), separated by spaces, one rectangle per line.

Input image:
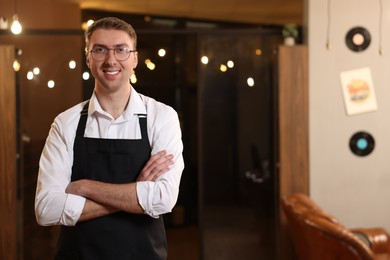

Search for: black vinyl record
xmin=349 ymin=131 xmax=375 ymax=156
xmin=345 ymin=26 xmax=371 ymax=52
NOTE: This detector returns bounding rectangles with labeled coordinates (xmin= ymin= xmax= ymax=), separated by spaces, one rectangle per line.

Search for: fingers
xmin=138 ymin=151 xmax=174 ymax=181
xmin=142 ymin=150 xmax=168 ymax=172
xmin=140 ymin=166 xmax=171 ymax=182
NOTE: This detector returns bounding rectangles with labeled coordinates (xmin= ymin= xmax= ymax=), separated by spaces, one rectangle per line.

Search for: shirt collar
xmin=126 ymin=87 xmax=147 ymax=117
xmin=88 ymin=86 xmax=146 ymax=118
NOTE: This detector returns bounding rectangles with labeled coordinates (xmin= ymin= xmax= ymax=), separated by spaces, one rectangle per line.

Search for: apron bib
xmin=55 ymin=101 xmax=167 ymax=260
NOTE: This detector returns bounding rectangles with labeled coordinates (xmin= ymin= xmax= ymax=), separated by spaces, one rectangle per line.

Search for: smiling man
xmin=35 ymin=17 xmax=184 ymax=260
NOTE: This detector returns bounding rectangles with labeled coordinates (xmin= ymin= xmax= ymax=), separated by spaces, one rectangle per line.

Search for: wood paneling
xmin=277 ymin=45 xmax=309 ymax=260
xmin=0 ymin=45 xmax=18 ymax=260
xmin=278 ymin=45 xmax=309 ymax=196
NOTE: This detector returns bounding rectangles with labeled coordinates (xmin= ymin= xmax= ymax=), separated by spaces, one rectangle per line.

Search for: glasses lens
xmin=91 ymin=48 xmax=106 ymax=61
xmin=115 ymin=48 xmax=131 ymax=61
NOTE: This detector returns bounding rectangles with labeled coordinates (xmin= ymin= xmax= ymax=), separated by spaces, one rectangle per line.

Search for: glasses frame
xmin=88 ymin=46 xmax=137 ymax=62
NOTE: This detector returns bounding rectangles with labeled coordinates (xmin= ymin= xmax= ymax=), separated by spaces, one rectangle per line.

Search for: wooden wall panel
xmin=0 ymin=45 xmax=17 ymax=259
xmin=277 ymin=45 xmax=309 ymax=260
xmin=278 ymin=45 xmax=309 ymax=196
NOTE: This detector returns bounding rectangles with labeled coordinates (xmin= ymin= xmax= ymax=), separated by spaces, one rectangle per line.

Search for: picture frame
xmin=339 ymin=67 xmax=378 ymax=116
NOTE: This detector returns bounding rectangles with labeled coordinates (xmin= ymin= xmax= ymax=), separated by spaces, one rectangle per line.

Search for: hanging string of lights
xmin=10 ymin=0 xmax=22 ymax=35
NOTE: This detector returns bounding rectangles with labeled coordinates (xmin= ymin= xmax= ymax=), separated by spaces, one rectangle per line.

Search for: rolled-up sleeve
xmin=136 ymin=104 xmax=184 ymax=218
xmin=35 ymin=114 xmax=86 ymax=226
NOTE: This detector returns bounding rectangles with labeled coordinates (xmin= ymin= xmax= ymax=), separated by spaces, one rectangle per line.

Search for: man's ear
xmin=86 ymin=53 xmax=90 ymax=68
xmin=133 ymin=51 xmax=138 ymax=69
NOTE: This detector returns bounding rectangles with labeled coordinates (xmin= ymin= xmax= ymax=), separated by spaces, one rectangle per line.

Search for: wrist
xmin=79 ymin=179 xmax=93 ymax=197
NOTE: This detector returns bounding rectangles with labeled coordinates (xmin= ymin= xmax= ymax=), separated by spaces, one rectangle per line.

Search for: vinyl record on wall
xmin=349 ymin=131 xmax=375 ymax=156
xmin=345 ymin=27 xmax=371 ymax=52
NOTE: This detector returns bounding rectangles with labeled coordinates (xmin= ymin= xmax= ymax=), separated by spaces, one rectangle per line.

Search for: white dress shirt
xmin=35 ymin=87 xmax=184 ymax=226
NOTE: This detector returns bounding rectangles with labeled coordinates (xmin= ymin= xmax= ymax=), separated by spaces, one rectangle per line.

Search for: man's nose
xmin=105 ymin=49 xmax=117 ymax=62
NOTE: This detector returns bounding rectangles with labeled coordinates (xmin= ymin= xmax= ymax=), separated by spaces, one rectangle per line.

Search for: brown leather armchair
xmin=281 ymin=193 xmax=390 ymax=260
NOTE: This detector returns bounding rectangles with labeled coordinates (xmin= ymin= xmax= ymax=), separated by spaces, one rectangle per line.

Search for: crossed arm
xmin=65 ymin=150 xmax=173 ymax=222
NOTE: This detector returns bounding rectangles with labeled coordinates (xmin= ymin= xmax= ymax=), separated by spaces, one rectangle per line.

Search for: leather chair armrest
xmin=351 ymin=227 xmax=390 ymax=254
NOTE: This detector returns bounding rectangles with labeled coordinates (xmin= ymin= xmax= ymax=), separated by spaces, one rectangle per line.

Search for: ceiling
xmin=57 ymin=0 xmax=304 ymax=25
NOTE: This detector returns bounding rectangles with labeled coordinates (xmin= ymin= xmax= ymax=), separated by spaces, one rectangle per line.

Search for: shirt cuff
xmin=136 ymin=181 xmax=159 ymax=219
xmin=61 ymin=194 xmax=86 ymax=226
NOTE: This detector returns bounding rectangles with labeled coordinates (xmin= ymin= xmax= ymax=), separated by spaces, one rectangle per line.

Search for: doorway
xmin=198 ymin=31 xmax=281 ymax=259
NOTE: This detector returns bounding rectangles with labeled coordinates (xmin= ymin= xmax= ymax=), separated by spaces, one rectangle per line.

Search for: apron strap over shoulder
xmin=76 ymin=100 xmax=90 ymax=137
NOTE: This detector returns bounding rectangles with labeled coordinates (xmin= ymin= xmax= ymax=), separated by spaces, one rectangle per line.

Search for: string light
xmin=33 ymin=67 xmax=40 ymax=75
xmin=47 ymin=80 xmax=55 ymax=88
xmin=158 ymin=49 xmax=166 ymax=57
xmin=82 ymin=72 xmax=90 ymax=80
xmin=201 ymin=56 xmax=209 ymax=64
xmin=11 ymin=14 xmax=22 ymax=35
xmin=13 ymin=60 xmax=20 ymax=72
xmin=247 ymin=77 xmax=255 ymax=87
xmin=69 ymin=60 xmax=76 ymax=69
xmin=10 ymin=0 xmax=22 ymax=35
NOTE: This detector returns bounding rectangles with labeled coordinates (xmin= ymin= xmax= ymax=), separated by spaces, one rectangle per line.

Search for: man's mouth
xmin=104 ymin=70 xmax=120 ymax=75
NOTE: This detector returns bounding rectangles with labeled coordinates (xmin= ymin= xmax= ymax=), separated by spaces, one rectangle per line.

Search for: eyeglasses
xmin=88 ymin=46 xmax=137 ymax=61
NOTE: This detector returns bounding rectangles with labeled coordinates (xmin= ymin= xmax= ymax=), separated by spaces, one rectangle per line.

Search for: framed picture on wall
xmin=339 ymin=67 xmax=378 ymax=116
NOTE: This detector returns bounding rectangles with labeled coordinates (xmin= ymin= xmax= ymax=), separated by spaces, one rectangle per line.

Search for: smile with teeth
xmin=104 ymin=70 xmax=119 ymax=75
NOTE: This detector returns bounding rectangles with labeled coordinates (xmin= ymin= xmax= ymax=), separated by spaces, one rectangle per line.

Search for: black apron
xmin=55 ymin=101 xmax=167 ymax=260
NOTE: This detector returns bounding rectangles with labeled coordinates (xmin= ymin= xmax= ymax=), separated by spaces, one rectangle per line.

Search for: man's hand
xmin=137 ymin=150 xmax=173 ymax=181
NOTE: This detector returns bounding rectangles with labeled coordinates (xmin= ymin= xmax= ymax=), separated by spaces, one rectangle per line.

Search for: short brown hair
xmin=85 ymin=17 xmax=137 ymax=50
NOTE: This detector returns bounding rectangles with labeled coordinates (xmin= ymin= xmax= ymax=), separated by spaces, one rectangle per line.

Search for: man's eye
xmin=93 ymin=47 xmax=106 ymax=53
xmin=116 ymin=47 xmax=128 ymax=54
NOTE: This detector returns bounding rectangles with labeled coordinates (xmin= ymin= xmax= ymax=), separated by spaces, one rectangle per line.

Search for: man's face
xmin=86 ymin=29 xmax=138 ymax=94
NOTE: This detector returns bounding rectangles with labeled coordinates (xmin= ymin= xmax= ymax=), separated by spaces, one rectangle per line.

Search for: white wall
xmin=308 ymin=0 xmax=390 ymax=230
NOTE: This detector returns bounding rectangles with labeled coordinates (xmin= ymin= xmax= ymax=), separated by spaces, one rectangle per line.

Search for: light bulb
xmin=13 ymin=60 xmax=20 ymax=72
xmin=11 ymin=15 xmax=22 ymax=35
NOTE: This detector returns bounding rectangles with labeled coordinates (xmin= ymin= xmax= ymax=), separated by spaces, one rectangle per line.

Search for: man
xmin=35 ymin=17 xmax=184 ymax=260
